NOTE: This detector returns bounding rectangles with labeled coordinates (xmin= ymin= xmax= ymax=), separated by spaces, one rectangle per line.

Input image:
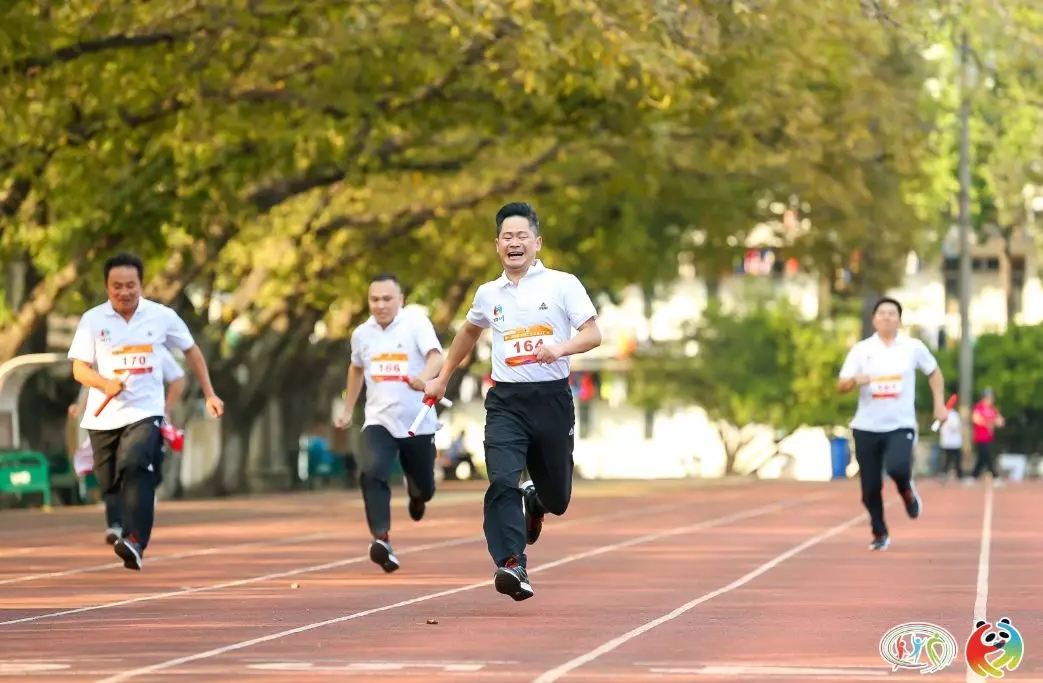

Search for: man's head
xmin=104 ymin=252 xmax=144 ymax=317
xmin=982 ymin=387 xmax=994 ymax=405
xmin=871 ymin=297 xmax=902 ymax=337
xmin=495 ymin=202 xmax=542 ymax=273
xmin=368 ymin=273 xmax=404 ymax=326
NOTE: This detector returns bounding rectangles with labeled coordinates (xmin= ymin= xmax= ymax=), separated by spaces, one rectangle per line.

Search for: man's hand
xmin=205 ymin=394 xmax=224 ymax=418
xmin=103 ymin=378 xmax=124 ymax=397
xmin=407 ymin=376 xmax=426 ymax=391
xmin=853 ymin=374 xmax=871 ymax=386
xmin=535 ymin=344 xmax=562 ymax=364
xmin=334 ymin=412 xmax=353 ymax=430
xmin=424 ymin=377 xmax=448 ymax=404
xmin=933 ymin=402 xmax=949 ymax=426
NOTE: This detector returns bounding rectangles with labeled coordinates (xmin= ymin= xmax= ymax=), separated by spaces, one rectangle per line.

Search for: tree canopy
xmin=0 ymin=0 xmax=1001 ymax=485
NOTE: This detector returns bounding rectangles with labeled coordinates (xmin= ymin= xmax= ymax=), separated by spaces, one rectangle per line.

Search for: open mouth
xmin=506 ymin=250 xmax=524 ymax=260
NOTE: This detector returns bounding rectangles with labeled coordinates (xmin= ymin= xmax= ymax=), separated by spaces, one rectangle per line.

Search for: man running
xmin=423 ymin=201 xmax=602 ymax=601
xmin=334 ymin=273 xmax=444 ymax=574
xmin=837 ymin=297 xmax=948 ymax=551
xmin=68 ymin=252 xmax=224 ymax=570
xmin=72 ymin=345 xmax=187 ymax=544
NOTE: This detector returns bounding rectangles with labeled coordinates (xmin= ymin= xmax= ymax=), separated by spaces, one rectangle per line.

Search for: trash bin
xmin=830 ymin=437 xmax=850 ymax=479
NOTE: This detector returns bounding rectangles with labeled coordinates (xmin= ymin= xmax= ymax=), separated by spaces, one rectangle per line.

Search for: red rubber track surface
xmin=0 ymin=477 xmax=1038 ymax=682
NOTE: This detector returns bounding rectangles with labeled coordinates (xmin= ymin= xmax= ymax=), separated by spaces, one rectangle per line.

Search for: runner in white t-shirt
xmin=837 ymin=297 xmax=948 ymax=552
xmin=423 ymin=202 xmax=602 ymax=602
xmin=334 ymin=274 xmax=445 ymax=574
xmin=72 ymin=346 xmax=187 ymax=545
xmin=67 ymin=252 xmax=224 ymax=571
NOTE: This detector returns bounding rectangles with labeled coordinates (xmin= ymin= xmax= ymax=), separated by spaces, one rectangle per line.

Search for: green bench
xmin=0 ymin=451 xmax=53 ymax=510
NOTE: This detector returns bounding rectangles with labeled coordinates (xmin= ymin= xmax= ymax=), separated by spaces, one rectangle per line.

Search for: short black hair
xmin=495 ymin=202 xmax=540 ymax=236
xmin=872 ymin=296 xmax=903 ymax=318
xmin=103 ymin=252 xmax=144 ymax=283
xmin=370 ymin=273 xmax=400 ymax=286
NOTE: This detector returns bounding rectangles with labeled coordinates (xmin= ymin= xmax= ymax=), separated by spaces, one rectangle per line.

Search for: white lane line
xmin=531 ymin=510 xmax=867 ymax=682
xmin=92 ymin=492 xmax=835 ymax=682
xmin=1 ymin=491 xmax=753 ymax=627
xmin=967 ymin=482 xmax=995 ymax=683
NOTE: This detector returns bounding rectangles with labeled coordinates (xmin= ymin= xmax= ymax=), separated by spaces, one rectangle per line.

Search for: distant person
xmin=937 ymin=401 xmax=963 ymax=482
xmin=971 ymin=388 xmax=1005 ymax=486
xmin=837 ymin=297 xmax=948 ymax=552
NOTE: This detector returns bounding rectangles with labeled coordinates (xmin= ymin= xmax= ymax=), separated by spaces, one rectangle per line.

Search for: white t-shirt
xmin=838 ymin=332 xmax=939 ymax=433
xmin=68 ymin=299 xmax=196 ymax=430
xmin=350 ymin=309 xmax=443 ymax=438
xmin=466 ymin=260 xmax=598 ymax=383
xmin=939 ymin=409 xmax=962 ymax=449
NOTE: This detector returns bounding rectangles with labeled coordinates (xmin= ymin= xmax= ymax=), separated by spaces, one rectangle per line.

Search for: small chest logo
xmin=493 ymin=304 xmax=504 ymax=323
xmin=538 ymin=302 xmax=548 ymax=311
xmin=99 ymin=329 xmax=110 ymax=342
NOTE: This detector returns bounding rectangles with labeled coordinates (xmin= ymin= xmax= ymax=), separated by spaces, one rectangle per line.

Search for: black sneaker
xmin=494 ymin=558 xmax=534 ymax=601
xmin=521 ymin=480 xmax=544 ymax=545
xmin=369 ymin=537 xmax=400 ymax=573
xmin=869 ymin=534 xmax=890 ymax=551
xmin=408 ymin=497 xmax=425 ymax=522
xmin=902 ymin=482 xmax=922 ymax=519
xmin=114 ymin=536 xmax=143 ymax=570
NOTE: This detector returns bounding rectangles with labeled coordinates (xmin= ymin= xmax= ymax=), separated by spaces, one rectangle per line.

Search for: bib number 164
xmin=512 ymin=339 xmax=543 ymax=354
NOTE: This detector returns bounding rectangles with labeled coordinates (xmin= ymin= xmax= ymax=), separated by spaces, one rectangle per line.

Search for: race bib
xmin=112 ymin=344 xmax=154 ymax=376
xmin=870 ymin=374 xmax=902 ymax=399
xmin=371 ymin=352 xmax=409 ymax=382
xmin=504 ymin=324 xmax=554 ymax=366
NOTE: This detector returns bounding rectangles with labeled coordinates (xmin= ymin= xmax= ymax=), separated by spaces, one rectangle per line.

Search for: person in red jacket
xmin=971 ymin=388 xmax=1005 ymax=485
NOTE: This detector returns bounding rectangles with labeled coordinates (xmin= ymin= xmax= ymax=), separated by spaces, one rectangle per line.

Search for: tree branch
xmin=6 ymin=31 xmax=191 ymax=76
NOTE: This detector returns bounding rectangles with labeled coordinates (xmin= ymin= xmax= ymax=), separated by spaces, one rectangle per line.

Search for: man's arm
xmin=836 ymin=346 xmax=865 ymax=393
xmin=343 ymin=364 xmax=365 ymax=414
xmin=72 ymin=360 xmax=116 ymax=392
xmin=559 ymin=275 xmax=601 ymax=358
xmin=435 ymin=322 xmax=483 ymax=383
xmin=554 ymin=317 xmax=602 ymax=357
xmin=182 ymin=346 xmax=218 ymax=399
xmin=412 ymin=316 xmax=445 ymax=387
xmin=416 ymin=349 xmax=444 ymax=384
xmin=927 ymin=368 xmax=945 ymax=407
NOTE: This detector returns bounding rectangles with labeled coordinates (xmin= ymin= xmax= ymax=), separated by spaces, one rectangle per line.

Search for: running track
xmin=0 ymin=478 xmax=1039 ymax=682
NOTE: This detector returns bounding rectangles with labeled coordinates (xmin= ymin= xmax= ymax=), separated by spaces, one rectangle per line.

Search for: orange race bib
xmin=112 ymin=344 xmax=154 ymax=376
xmin=870 ymin=374 xmax=902 ymax=399
xmin=504 ymin=324 xmax=554 ymax=366
xmin=371 ymin=352 xmax=409 ymax=382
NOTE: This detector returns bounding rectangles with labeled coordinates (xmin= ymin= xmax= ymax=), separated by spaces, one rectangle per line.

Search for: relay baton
xmin=93 ymin=380 xmax=126 ymax=417
xmin=930 ymin=393 xmax=958 ymax=432
xmin=408 ymin=396 xmax=453 ymax=437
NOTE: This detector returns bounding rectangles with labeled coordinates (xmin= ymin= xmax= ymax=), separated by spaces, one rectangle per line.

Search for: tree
xmin=919 ymin=324 xmax=1043 ymax=455
xmin=627 ymin=295 xmax=855 ymax=474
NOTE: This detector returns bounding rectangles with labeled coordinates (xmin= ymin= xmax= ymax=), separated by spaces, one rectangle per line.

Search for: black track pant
xmin=482 ymin=378 xmax=575 ymax=569
xmin=358 ymin=425 xmax=437 ymax=538
xmin=853 ymin=427 xmax=915 ymax=537
xmin=88 ymin=416 xmax=164 ymax=552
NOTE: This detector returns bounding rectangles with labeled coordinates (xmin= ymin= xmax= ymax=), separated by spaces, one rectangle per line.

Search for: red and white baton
xmin=930 ymin=393 xmax=958 ymax=432
xmin=408 ymin=396 xmax=453 ymax=437
xmin=94 ymin=380 xmax=126 ymax=417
